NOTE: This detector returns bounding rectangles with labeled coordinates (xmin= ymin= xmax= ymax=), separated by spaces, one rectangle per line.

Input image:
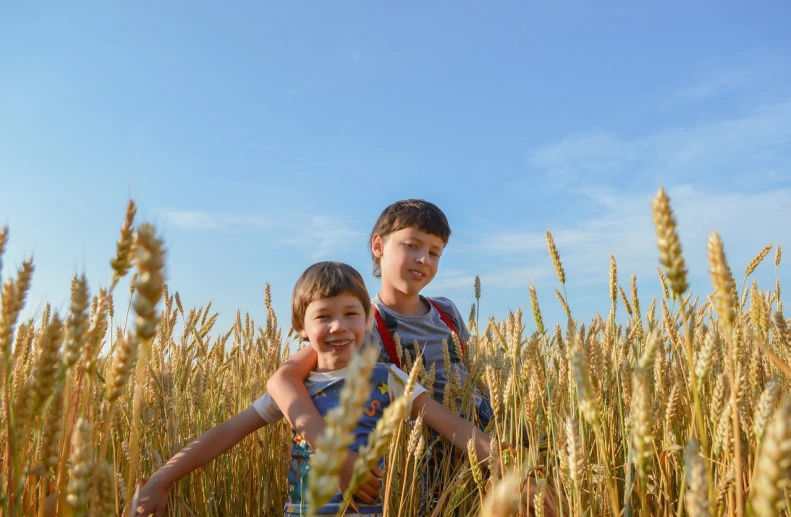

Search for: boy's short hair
xmin=291 ymin=261 xmax=371 ymax=331
xmin=369 ymin=199 xmax=451 ymax=277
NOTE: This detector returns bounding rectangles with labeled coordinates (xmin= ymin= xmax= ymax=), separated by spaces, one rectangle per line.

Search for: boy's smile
xmin=300 ymin=293 xmax=367 ymax=372
xmin=324 ymin=338 xmax=353 ymax=349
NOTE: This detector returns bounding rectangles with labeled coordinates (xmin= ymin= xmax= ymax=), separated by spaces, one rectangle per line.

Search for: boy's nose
xmin=329 ymin=319 xmax=343 ymax=332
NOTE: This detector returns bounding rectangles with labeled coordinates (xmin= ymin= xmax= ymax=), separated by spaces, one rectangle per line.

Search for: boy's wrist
xmin=148 ymin=469 xmax=175 ymax=490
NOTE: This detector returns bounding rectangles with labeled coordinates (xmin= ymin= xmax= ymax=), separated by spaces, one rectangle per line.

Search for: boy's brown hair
xmin=369 ymin=199 xmax=451 ymax=277
xmin=291 ymin=261 xmax=371 ymax=331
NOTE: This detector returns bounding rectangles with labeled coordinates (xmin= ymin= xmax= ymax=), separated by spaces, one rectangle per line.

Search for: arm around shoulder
xmin=265 ymin=345 xmax=326 ymax=447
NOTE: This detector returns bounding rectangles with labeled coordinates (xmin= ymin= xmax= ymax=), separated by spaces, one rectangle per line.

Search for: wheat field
xmin=0 ymin=190 xmax=789 ymax=517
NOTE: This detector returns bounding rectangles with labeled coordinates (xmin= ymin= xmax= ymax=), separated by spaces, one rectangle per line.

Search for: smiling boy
xmin=267 ymin=200 xmax=492 ymax=508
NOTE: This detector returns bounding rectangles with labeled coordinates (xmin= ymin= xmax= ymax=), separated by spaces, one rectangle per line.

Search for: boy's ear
xmin=298 ymin=329 xmax=309 ymax=340
xmin=371 ymin=234 xmax=385 ymax=258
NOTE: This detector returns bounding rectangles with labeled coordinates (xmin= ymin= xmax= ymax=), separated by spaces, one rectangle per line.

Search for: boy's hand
xmin=339 ymin=450 xmax=382 ymax=504
xmin=135 ymin=477 xmax=168 ymax=517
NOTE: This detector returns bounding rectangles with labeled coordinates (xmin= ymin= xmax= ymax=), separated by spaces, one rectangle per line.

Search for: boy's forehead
xmin=387 ymin=227 xmax=446 ymax=246
xmin=308 ymin=292 xmax=365 ymax=308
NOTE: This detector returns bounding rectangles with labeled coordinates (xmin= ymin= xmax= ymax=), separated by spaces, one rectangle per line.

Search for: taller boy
xmin=367 ymin=199 xmax=470 ymax=404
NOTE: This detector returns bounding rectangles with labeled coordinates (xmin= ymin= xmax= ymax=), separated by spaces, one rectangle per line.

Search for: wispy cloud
xmin=452 ymin=185 xmax=789 ymax=301
xmin=453 ymin=69 xmax=791 ymax=318
xmin=674 ymin=68 xmax=752 ymax=102
xmin=529 ymin=132 xmax=639 ymax=187
xmin=278 ymin=215 xmax=364 ymax=260
xmin=158 ymin=208 xmax=363 ymax=260
xmin=667 ymin=46 xmax=790 ymax=106
xmin=158 ymin=210 xmax=271 ymax=230
xmin=529 ymin=99 xmax=791 ymax=188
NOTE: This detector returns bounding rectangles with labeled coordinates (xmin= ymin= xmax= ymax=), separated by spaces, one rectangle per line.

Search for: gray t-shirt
xmin=370 ymin=295 xmax=473 ymax=406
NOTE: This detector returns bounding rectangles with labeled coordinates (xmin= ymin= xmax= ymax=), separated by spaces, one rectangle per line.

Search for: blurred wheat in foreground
xmin=1 ymin=190 xmax=790 ymax=516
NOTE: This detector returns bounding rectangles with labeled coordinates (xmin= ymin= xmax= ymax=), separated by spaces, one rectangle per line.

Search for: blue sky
xmin=2 ymin=2 xmax=790 ymax=339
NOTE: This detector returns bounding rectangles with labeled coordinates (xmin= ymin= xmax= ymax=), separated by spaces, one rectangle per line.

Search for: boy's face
xmin=299 ymin=293 xmax=368 ymax=372
xmin=372 ymin=227 xmax=445 ymax=296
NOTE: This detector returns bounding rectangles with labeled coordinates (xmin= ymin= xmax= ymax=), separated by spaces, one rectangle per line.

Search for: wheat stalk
xmin=110 ymin=200 xmax=136 ymax=291
xmin=307 ymin=345 xmax=378 ymax=516
xmin=749 ymin=396 xmax=791 ymax=516
xmin=684 ymin=439 xmax=711 ymax=517
xmin=651 ymin=188 xmax=688 ymax=297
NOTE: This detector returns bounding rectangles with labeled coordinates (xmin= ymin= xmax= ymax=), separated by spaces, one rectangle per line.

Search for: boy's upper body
xmin=254 ymin=362 xmax=425 ymax=515
xmin=260 ymin=259 xmax=489 ymax=515
xmin=369 ymin=294 xmax=470 ymax=405
xmin=266 ymin=200 xmax=481 ymax=492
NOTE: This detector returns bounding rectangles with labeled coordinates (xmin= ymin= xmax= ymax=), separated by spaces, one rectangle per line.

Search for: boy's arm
xmin=411 ymin=393 xmax=492 ymax=471
xmin=136 ymin=407 xmax=266 ymax=516
xmin=266 ymin=346 xmax=382 ymax=503
xmin=266 ymin=345 xmax=324 ymax=445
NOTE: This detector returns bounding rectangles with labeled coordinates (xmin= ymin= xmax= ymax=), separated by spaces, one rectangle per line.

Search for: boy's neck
xmin=377 ymin=287 xmax=429 ymax=316
xmin=314 ymin=359 xmax=349 ymax=373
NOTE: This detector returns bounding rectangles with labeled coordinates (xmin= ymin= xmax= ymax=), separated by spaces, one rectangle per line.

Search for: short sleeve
xmin=251 ymin=392 xmax=284 ymax=424
xmin=387 ymin=367 xmax=427 ymax=414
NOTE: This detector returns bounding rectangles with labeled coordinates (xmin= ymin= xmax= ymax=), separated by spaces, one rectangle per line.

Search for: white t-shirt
xmin=252 ymin=362 xmax=426 ymax=424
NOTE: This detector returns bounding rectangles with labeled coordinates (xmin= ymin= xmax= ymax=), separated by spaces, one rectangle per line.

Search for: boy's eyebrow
xmin=409 ymin=235 xmax=443 ymax=250
xmin=406 ymin=234 xmax=436 ymax=244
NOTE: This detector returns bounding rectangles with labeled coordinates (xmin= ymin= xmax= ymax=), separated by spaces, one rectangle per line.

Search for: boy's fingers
xmin=365 ymin=470 xmax=382 ymax=490
xmin=363 ymin=476 xmax=381 ymax=492
xmin=370 ymin=466 xmax=383 ymax=478
xmin=351 ymin=474 xmax=381 ymax=502
xmin=353 ymin=486 xmax=377 ymax=504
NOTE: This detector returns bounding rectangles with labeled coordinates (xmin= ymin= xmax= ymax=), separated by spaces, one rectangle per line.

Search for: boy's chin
xmin=397 ymin=280 xmax=424 ymax=295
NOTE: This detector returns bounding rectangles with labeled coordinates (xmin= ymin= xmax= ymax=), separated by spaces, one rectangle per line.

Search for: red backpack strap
xmin=373 ymin=306 xmax=402 ymax=369
xmin=427 ymin=298 xmax=466 ymax=353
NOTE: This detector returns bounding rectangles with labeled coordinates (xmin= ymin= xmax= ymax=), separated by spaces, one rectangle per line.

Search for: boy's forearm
xmin=413 ymin=394 xmax=492 ymax=465
xmin=270 ymin=386 xmax=326 ymax=446
xmin=266 ymin=346 xmax=326 ymax=446
xmin=447 ymin=414 xmax=490 ymax=461
xmin=150 ymin=407 xmax=266 ymax=488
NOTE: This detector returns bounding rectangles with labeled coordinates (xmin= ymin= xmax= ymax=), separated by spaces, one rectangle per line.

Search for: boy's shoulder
xmin=423 ymin=295 xmax=460 ymax=313
xmin=424 ymin=295 xmax=466 ymax=325
xmin=370 ymin=295 xmax=462 ymax=318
